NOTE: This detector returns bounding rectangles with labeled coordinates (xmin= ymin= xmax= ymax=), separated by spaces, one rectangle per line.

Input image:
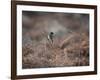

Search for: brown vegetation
xmin=22 ymin=11 xmax=89 ymax=69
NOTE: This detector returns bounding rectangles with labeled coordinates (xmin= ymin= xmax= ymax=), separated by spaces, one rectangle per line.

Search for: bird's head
xmin=50 ymin=32 xmax=54 ymax=35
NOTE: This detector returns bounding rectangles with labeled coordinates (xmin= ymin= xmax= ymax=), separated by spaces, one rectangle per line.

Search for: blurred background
xmin=22 ymin=11 xmax=89 ymax=69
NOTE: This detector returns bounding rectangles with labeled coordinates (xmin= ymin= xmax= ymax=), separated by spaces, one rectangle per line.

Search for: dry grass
xmin=22 ymin=32 xmax=89 ymax=68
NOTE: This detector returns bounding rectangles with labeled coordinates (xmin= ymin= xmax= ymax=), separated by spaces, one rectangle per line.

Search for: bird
xmin=47 ymin=32 xmax=54 ymax=44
